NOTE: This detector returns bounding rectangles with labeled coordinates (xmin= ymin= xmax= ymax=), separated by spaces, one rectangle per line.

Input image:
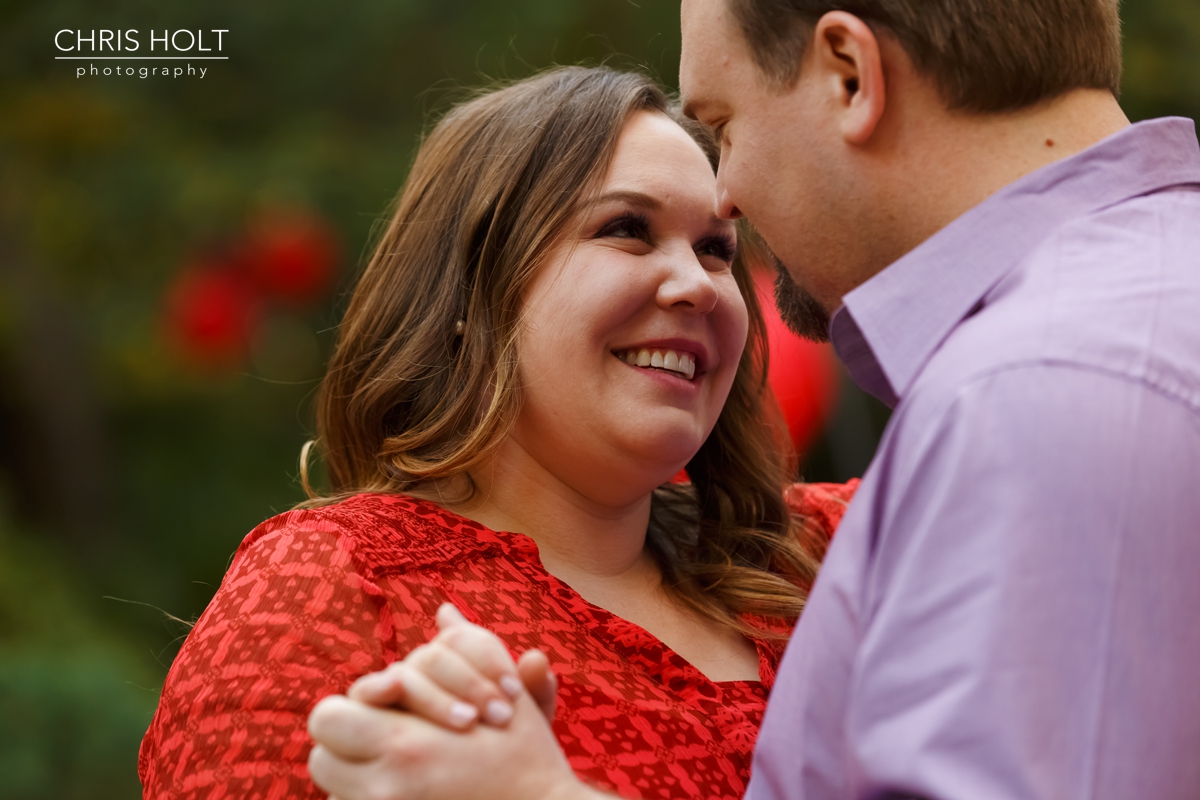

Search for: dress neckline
xmin=396 ymin=493 xmax=778 ymax=691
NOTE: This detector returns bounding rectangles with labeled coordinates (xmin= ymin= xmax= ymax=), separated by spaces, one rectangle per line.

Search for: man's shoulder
xmin=916 ymin=187 xmax=1200 ymax=416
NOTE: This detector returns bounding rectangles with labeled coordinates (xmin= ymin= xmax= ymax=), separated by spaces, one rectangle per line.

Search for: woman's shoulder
xmin=785 ymin=479 xmax=860 ymax=539
xmin=234 ymin=493 xmax=507 ymax=577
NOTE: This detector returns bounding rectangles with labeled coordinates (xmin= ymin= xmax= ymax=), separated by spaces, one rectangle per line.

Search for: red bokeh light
xmin=244 ymin=215 xmax=338 ymax=305
xmin=163 ymin=210 xmax=340 ymax=370
xmin=165 ymin=265 xmax=260 ymax=365
xmin=753 ymin=268 xmax=838 ymax=455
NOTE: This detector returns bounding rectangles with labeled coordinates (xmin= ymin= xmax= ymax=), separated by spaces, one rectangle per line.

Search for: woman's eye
xmin=597 ymin=213 xmax=651 ymax=241
xmin=696 ymin=236 xmax=737 ymax=264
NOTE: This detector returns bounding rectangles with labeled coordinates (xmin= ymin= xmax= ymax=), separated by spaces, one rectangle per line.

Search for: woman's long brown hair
xmin=303 ymin=66 xmax=826 ymax=638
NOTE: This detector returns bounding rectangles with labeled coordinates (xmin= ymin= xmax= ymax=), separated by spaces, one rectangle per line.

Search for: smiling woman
xmin=137 ymin=66 xmax=855 ymax=800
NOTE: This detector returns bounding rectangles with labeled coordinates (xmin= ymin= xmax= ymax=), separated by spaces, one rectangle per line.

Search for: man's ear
xmin=810 ymin=11 xmax=886 ymax=145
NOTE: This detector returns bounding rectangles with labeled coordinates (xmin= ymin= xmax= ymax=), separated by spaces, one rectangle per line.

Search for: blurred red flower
xmin=163 ymin=210 xmax=340 ymax=370
xmin=243 ymin=215 xmax=338 ymax=304
xmin=164 ymin=265 xmax=259 ymax=365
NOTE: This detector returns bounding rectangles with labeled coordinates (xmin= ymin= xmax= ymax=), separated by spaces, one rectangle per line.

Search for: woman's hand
xmin=308 ymin=687 xmax=605 ymax=800
xmin=345 ymin=603 xmax=558 ymax=730
xmin=307 ymin=609 xmax=606 ymax=800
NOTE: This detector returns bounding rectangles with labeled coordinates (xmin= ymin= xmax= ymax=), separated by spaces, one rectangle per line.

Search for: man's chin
xmin=772 ymin=257 xmax=831 ymax=343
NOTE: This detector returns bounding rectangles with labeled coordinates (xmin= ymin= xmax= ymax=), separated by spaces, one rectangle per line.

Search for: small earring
xmin=454 ymin=319 xmax=466 ymax=336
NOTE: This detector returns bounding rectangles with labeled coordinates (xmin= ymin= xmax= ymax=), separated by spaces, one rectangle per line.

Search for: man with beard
xmin=307 ymin=1 xmax=1200 ymax=798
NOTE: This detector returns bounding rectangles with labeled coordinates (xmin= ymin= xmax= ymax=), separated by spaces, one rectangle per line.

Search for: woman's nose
xmin=657 ymin=249 xmax=720 ymax=314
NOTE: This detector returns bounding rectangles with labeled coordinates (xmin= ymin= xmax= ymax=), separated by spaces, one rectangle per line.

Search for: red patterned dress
xmin=139 ymin=481 xmax=856 ymax=800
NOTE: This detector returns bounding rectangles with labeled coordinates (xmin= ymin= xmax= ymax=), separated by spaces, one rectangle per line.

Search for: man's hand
xmin=344 ymin=604 xmax=558 ymax=730
xmin=307 ymin=681 xmax=601 ymax=800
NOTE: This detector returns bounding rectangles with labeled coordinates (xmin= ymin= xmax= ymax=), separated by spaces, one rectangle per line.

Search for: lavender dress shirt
xmin=747 ymin=118 xmax=1200 ymax=800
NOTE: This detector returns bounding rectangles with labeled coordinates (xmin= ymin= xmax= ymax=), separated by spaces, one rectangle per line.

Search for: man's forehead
xmin=681 ymin=0 xmax=725 ymax=34
xmin=679 ymin=0 xmax=737 ymax=113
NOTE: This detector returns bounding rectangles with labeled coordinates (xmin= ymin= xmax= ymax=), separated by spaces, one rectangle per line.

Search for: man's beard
xmin=770 ymin=251 xmax=831 ymax=343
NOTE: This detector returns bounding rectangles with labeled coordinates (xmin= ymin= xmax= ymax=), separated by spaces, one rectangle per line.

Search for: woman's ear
xmin=810 ymin=11 xmax=887 ymax=146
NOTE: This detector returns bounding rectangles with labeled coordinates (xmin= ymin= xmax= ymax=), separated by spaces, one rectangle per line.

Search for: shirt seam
xmin=906 ymin=356 xmax=1200 ymax=425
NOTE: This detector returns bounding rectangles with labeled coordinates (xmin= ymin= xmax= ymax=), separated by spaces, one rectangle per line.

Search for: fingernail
xmin=484 ymin=699 xmax=513 ymax=725
xmin=448 ymin=701 xmax=477 ymax=728
xmin=499 ymin=675 xmax=523 ymax=699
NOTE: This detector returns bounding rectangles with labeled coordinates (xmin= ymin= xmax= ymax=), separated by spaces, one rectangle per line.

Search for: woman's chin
xmin=624 ymin=436 xmax=705 ymax=484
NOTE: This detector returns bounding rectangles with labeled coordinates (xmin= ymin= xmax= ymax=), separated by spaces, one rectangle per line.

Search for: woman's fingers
xmin=348 ymin=661 xmax=480 ymax=730
xmin=348 ymin=643 xmax=516 ymax=728
xmin=518 ymin=649 xmax=558 ymax=722
xmin=309 ymin=690 xmax=591 ymax=800
xmin=434 ymin=602 xmax=469 ymax=628
xmin=433 ymin=604 xmax=525 ymax=700
xmin=405 ymin=643 xmax=516 ymax=726
xmin=348 ymin=604 xmax=532 ymax=730
xmin=347 ymin=662 xmax=409 ymax=707
xmin=435 ymin=605 xmax=560 ymax=723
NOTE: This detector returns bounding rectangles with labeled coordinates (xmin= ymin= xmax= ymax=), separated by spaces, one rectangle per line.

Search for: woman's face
xmin=510 ymin=110 xmax=749 ymax=506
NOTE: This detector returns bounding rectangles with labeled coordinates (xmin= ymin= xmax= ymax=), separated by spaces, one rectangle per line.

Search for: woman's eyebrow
xmin=591 ymin=190 xmax=732 ymax=233
xmin=592 ymin=190 xmax=663 ymax=211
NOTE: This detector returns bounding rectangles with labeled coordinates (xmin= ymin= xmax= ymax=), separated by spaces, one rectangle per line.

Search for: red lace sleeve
xmin=788 ymin=480 xmax=858 ymax=531
xmin=138 ymin=519 xmax=430 ymax=799
xmin=786 ymin=479 xmax=859 ymax=562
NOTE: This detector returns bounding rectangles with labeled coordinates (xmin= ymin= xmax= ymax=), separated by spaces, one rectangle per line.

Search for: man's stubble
xmin=770 ymin=249 xmax=831 ymax=343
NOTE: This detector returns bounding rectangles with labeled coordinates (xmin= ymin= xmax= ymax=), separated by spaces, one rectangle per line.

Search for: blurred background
xmin=0 ymin=0 xmax=1197 ymax=796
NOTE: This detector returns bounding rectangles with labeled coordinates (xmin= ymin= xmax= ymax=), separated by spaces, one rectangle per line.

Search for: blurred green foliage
xmin=0 ymin=511 xmax=158 ymax=800
xmin=0 ymin=0 xmax=1196 ymax=797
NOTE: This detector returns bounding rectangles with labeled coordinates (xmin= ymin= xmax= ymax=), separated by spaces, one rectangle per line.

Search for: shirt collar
xmin=829 ymin=116 xmax=1200 ymax=408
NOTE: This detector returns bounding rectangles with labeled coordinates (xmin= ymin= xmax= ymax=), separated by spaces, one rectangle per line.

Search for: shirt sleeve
xmin=849 ymin=365 xmax=1200 ymax=800
xmin=138 ymin=524 xmax=438 ymax=800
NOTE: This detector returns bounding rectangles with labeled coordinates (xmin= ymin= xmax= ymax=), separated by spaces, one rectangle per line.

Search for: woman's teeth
xmin=617 ymin=348 xmax=696 ymax=379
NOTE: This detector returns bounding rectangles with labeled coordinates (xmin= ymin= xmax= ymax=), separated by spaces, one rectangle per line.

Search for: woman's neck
xmin=445 ymin=437 xmax=762 ymax=684
xmin=451 ymin=436 xmax=656 ymax=583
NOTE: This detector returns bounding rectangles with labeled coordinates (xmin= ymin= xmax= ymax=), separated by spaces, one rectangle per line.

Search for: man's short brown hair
xmin=726 ymin=0 xmax=1122 ymax=113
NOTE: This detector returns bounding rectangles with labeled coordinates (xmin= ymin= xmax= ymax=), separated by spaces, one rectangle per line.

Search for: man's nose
xmin=715 ymin=163 xmax=743 ymax=221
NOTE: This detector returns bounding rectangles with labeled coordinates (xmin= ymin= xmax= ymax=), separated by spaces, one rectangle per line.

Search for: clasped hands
xmin=307 ymin=604 xmax=607 ymax=800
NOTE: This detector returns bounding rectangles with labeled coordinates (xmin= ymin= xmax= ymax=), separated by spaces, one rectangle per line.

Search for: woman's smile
xmin=612 ymin=338 xmax=709 ymax=384
xmin=615 ymin=347 xmax=697 ymax=380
